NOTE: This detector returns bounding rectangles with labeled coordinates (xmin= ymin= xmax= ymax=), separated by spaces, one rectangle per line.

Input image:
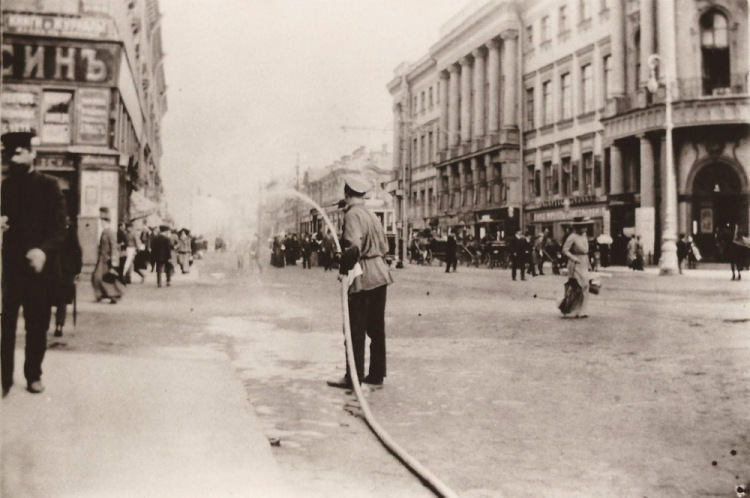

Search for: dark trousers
xmin=2 ymin=281 xmax=53 ymax=389
xmin=155 ymin=261 xmax=173 ymax=286
xmin=445 ymin=255 xmax=457 ymax=272
xmin=512 ymin=258 xmax=525 ymax=280
xmin=346 ymin=285 xmax=387 ymax=382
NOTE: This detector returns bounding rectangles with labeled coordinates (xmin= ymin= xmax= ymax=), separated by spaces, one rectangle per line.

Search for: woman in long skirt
xmin=91 ymin=208 xmax=124 ymax=303
xmin=561 ymin=217 xmax=592 ymax=318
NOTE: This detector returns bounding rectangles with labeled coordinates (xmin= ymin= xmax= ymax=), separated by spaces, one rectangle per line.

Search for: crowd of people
xmin=269 ymin=229 xmax=338 ymax=271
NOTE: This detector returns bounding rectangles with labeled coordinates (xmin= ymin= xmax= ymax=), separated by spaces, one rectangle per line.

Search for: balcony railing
xmin=676 ymin=73 xmax=748 ymax=100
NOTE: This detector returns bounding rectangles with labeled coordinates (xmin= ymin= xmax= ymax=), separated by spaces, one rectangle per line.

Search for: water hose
xmin=267 ymin=188 xmax=458 ymax=498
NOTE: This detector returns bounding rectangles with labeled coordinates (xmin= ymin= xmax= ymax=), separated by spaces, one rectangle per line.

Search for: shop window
xmin=41 ymin=90 xmax=73 ymax=144
xmin=700 ymin=10 xmax=730 ymax=95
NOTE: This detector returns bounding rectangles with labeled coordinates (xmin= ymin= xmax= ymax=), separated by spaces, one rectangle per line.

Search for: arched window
xmin=700 ymin=10 xmax=730 ymax=95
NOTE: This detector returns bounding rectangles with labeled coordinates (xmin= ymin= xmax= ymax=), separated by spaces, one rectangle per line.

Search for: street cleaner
xmin=327 ymin=175 xmax=393 ymax=389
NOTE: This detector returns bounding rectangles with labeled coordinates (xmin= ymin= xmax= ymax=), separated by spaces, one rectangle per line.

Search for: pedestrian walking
xmin=559 ymin=217 xmax=592 ymax=318
xmin=54 ymin=217 xmax=83 ymax=337
xmin=534 ymin=230 xmax=548 ymax=275
xmin=177 ymin=229 xmax=192 ymax=274
xmin=300 ymin=233 xmax=312 ymax=269
xmin=92 ymin=207 xmax=125 ymax=303
xmin=1 ymin=131 xmax=67 ymax=396
xmin=677 ymin=234 xmax=688 ymax=274
xmin=151 ymin=225 xmax=174 ymax=287
xmin=327 ymin=175 xmax=394 ymax=389
xmin=525 ymin=232 xmax=537 ymax=277
xmin=249 ymin=232 xmax=263 ymax=273
xmin=121 ymin=222 xmax=138 ymax=284
xmin=445 ymin=232 xmax=458 ymax=273
xmin=322 ymin=229 xmax=335 ymax=271
xmin=509 ymin=230 xmax=530 ymax=281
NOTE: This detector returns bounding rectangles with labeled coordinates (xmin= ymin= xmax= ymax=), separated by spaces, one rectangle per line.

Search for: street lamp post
xmin=647 ymin=54 xmax=679 ymax=275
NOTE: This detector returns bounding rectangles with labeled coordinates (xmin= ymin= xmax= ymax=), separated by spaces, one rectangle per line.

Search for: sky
xmin=158 ymin=0 xmax=473 ymax=229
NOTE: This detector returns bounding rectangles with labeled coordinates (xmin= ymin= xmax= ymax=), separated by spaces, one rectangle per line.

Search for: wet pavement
xmin=3 ymin=253 xmax=749 ymax=497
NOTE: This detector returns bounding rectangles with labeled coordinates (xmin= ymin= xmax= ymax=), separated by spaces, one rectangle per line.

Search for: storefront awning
xmin=130 ymin=191 xmax=160 ymax=222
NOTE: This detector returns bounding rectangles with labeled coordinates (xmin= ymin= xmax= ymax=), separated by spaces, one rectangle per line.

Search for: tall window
xmin=428 ymin=132 xmax=433 ymax=162
xmin=560 ymin=73 xmax=572 ymax=120
xmin=700 ymin=10 xmax=730 ymax=95
xmin=582 ymin=152 xmax=593 ymax=194
xmin=572 ymin=159 xmax=580 ymax=191
xmin=429 ymin=87 xmax=433 ymax=108
xmin=543 ymin=161 xmax=552 ymax=198
xmin=421 ymin=92 xmax=426 ymax=112
xmin=534 ymin=170 xmax=542 ymax=198
xmin=541 ymin=16 xmax=550 ymax=42
xmin=559 ymin=5 xmax=569 ymax=33
xmin=542 ymin=81 xmax=553 ymax=125
xmin=580 ymin=0 xmax=591 ymax=21
xmin=561 ymin=157 xmax=571 ymax=195
xmin=552 ymin=164 xmax=560 ymax=195
xmin=594 ymin=155 xmax=602 ymax=189
xmin=527 ymin=165 xmax=536 ymax=200
xmin=603 ymin=55 xmax=612 ymax=104
xmin=581 ymin=64 xmax=593 ymax=113
xmin=526 ymin=24 xmax=534 ymax=47
xmin=525 ymin=87 xmax=535 ymax=129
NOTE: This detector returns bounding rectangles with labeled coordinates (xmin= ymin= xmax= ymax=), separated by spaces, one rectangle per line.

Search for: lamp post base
xmin=658 ymin=240 xmax=680 ymax=276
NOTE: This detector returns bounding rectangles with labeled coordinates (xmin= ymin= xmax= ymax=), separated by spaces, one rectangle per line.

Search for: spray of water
xmin=262 ymin=186 xmax=342 ymax=253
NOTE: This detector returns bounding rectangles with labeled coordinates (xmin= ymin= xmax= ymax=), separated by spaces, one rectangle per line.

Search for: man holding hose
xmin=327 ymin=175 xmax=394 ymax=389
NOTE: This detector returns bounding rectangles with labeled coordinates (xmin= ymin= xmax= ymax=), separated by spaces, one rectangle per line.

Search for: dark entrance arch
xmin=691 ymin=162 xmax=748 ymax=261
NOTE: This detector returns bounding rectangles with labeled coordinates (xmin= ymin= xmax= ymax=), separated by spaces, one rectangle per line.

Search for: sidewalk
xmin=603 ymin=262 xmax=736 ymax=279
xmin=1 ymin=349 xmax=296 ymax=497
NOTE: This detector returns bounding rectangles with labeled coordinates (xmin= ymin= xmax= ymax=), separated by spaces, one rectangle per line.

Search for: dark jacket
xmin=1 ymin=170 xmax=67 ymax=286
xmin=151 ymin=233 xmax=172 ymax=263
xmin=509 ymin=236 xmax=531 ymax=262
xmin=446 ymin=235 xmax=457 ymax=258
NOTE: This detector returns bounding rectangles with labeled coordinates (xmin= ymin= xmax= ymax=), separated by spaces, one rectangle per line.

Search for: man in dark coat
xmin=509 ymin=230 xmax=530 ymax=281
xmin=445 ymin=233 xmax=458 ymax=273
xmin=151 ymin=225 xmax=173 ymax=287
xmin=1 ymin=131 xmax=67 ymax=396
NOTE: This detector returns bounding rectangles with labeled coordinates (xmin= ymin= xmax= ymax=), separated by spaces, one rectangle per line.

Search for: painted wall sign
xmin=3 ymin=13 xmax=115 ymax=40
xmin=37 ymin=155 xmax=75 ymax=171
xmin=76 ymin=88 xmax=110 ymax=145
xmin=532 ymin=205 xmax=605 ymax=222
xmin=1 ymin=84 xmax=41 ymax=134
xmin=41 ymin=90 xmax=73 ymax=144
xmin=2 ymin=39 xmax=121 ymax=86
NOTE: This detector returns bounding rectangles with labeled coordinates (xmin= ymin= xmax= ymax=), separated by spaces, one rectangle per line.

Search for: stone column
xmin=448 ymin=64 xmax=461 ymax=147
xmin=609 ymin=0 xmax=626 ymax=111
xmin=501 ymin=30 xmax=518 ymax=128
xmin=472 ymin=47 xmax=486 ymax=139
xmin=439 ymin=71 xmax=450 ymax=150
xmin=460 ymin=56 xmax=473 ymax=143
xmin=636 ymin=135 xmax=656 ymax=262
xmin=471 ymin=157 xmax=480 ymax=206
xmin=609 ymin=143 xmax=623 ymax=194
xmin=640 ymin=0 xmax=655 ymax=87
xmin=486 ymin=39 xmax=501 ymax=134
xmin=447 ymin=166 xmax=455 ymax=208
xmin=459 ymin=161 xmax=468 ymax=207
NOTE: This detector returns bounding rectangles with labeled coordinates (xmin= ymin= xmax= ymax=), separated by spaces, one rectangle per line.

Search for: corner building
xmin=1 ymin=0 xmax=167 ymax=267
xmin=389 ymin=0 xmax=750 ymax=264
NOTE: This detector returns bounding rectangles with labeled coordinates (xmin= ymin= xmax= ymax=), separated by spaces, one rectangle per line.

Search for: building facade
xmin=2 ymin=0 xmax=168 ymax=266
xmin=261 ymin=146 xmax=394 ymax=240
xmin=389 ymin=0 xmax=750 ymax=264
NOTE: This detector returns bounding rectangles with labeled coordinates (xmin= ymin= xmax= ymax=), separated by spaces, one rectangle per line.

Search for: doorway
xmin=692 ymin=162 xmax=747 ymax=261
